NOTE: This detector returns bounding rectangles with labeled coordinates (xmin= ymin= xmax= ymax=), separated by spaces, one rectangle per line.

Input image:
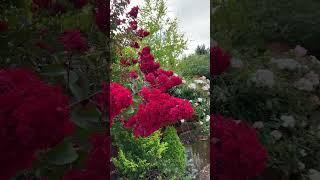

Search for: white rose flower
xmin=281 ymin=115 xmax=295 ymax=128
xmin=188 ymin=83 xmax=197 ymax=90
xmin=197 ymin=98 xmax=203 ymax=102
xmin=182 ymin=79 xmax=186 ymax=84
xmin=199 ymin=121 xmax=203 ymax=125
xmin=202 ymin=84 xmax=210 ymax=91
xmin=253 ymin=121 xmax=264 ymax=129
xmin=180 ymin=119 xmax=185 ymax=123
xmin=205 ymin=115 xmax=210 ymax=122
xmin=194 ymin=79 xmax=204 ymax=84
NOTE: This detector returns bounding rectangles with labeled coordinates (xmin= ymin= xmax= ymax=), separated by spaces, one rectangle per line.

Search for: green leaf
xmin=46 ymin=140 xmax=78 ymax=165
xmin=64 ymin=70 xmax=79 ymax=84
xmin=71 ymin=105 xmax=103 ymax=131
xmin=41 ymin=64 xmax=66 ymax=76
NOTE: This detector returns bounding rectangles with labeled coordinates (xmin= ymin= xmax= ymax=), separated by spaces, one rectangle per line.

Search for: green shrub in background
xmin=212 ymin=0 xmax=320 ymax=56
xmin=176 ymin=54 xmax=210 ymax=78
xmin=111 ymin=122 xmax=187 ymax=179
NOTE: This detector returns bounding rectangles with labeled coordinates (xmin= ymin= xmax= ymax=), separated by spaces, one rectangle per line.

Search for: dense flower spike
xmin=130 ymin=41 xmax=140 ymax=49
xmin=129 ymin=70 xmax=138 ymax=79
xmin=128 ymin=6 xmax=139 ymax=18
xmin=0 ymin=68 xmax=75 ymax=179
xmin=145 ymin=68 xmax=182 ymax=92
xmin=59 ymin=29 xmax=88 ymax=52
xmin=129 ymin=20 xmax=138 ymax=30
xmin=211 ymin=114 xmax=268 ymax=180
xmin=63 ymin=134 xmax=109 ymax=180
xmin=139 ymin=46 xmax=160 ymax=74
xmin=95 ymin=0 xmax=109 ymax=32
xmin=210 ymin=46 xmax=231 ymax=76
xmin=94 ymin=82 xmax=132 ymax=126
xmin=124 ymin=88 xmax=193 ymax=137
xmin=137 ymin=28 xmax=150 ymax=38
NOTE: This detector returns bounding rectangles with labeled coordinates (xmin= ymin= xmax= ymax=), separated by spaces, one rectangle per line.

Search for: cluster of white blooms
xmin=187 ymin=76 xmax=210 ymax=94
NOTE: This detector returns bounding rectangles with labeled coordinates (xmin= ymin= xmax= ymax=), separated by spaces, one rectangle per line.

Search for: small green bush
xmin=112 ymin=122 xmax=187 ymax=179
xmin=176 ymin=54 xmax=209 ymax=78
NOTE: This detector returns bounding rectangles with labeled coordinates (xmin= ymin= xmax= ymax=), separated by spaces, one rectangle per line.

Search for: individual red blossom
xmin=211 ymin=114 xmax=268 ymax=180
xmin=129 ymin=20 xmax=138 ymax=30
xmin=145 ymin=68 xmax=182 ymax=92
xmin=128 ymin=6 xmax=139 ymax=18
xmin=129 ymin=70 xmax=138 ymax=79
xmin=70 ymin=0 xmax=88 ymax=9
xmin=59 ymin=29 xmax=88 ymax=53
xmin=130 ymin=41 xmax=140 ymax=49
xmin=139 ymin=46 xmax=160 ymax=74
xmin=32 ymin=0 xmax=52 ymax=9
xmin=137 ymin=29 xmax=150 ymax=38
xmin=211 ymin=46 xmax=231 ymax=76
xmin=0 ymin=68 xmax=75 ymax=179
xmin=124 ymin=87 xmax=193 ymax=137
xmin=132 ymin=59 xmax=138 ymax=64
xmin=94 ymin=82 xmax=132 ymax=126
xmin=0 ymin=20 xmax=8 ymax=32
xmin=95 ymin=0 xmax=109 ymax=33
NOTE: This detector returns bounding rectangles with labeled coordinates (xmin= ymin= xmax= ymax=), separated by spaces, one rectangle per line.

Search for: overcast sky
xmin=129 ymin=0 xmax=210 ymax=56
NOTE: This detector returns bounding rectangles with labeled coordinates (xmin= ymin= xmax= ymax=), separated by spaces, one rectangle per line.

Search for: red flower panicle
xmin=130 ymin=41 xmax=140 ymax=49
xmin=145 ymin=68 xmax=182 ymax=92
xmin=94 ymin=82 xmax=132 ymax=126
xmin=0 ymin=68 xmax=74 ymax=179
xmin=137 ymin=29 xmax=150 ymax=38
xmin=128 ymin=6 xmax=139 ymax=18
xmin=59 ymin=29 xmax=88 ymax=52
xmin=211 ymin=114 xmax=268 ymax=180
xmin=63 ymin=134 xmax=109 ymax=180
xmin=124 ymin=88 xmax=193 ymax=137
xmin=139 ymin=46 xmax=160 ymax=74
xmin=211 ymin=46 xmax=231 ymax=76
xmin=129 ymin=20 xmax=138 ymax=30
xmin=129 ymin=70 xmax=138 ymax=79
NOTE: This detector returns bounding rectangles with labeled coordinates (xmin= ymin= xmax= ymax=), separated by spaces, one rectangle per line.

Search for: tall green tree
xmin=139 ymin=0 xmax=187 ymax=69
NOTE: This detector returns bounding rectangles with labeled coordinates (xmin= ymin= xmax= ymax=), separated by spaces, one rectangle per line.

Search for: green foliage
xmin=159 ymin=127 xmax=186 ymax=179
xmin=212 ymin=0 xmax=320 ymax=55
xmin=111 ymin=122 xmax=187 ymax=179
xmin=139 ymin=0 xmax=187 ymax=69
xmin=176 ymin=54 xmax=210 ymax=78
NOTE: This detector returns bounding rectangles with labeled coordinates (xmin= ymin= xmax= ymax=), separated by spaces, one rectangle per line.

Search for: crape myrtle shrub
xmin=109 ymin=1 xmax=194 ymax=179
xmin=212 ymin=0 xmax=320 ymax=57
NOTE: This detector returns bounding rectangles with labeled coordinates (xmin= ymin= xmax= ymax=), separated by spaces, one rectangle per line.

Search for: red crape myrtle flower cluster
xmin=211 ymin=46 xmax=231 ymax=76
xmin=94 ymin=82 xmax=133 ymax=126
xmin=211 ymin=114 xmax=268 ymax=180
xmin=59 ymin=29 xmax=89 ymax=53
xmin=0 ymin=68 xmax=75 ymax=179
xmin=124 ymin=88 xmax=194 ymax=137
xmin=139 ymin=47 xmax=182 ymax=92
xmin=63 ymin=134 xmax=110 ymax=180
